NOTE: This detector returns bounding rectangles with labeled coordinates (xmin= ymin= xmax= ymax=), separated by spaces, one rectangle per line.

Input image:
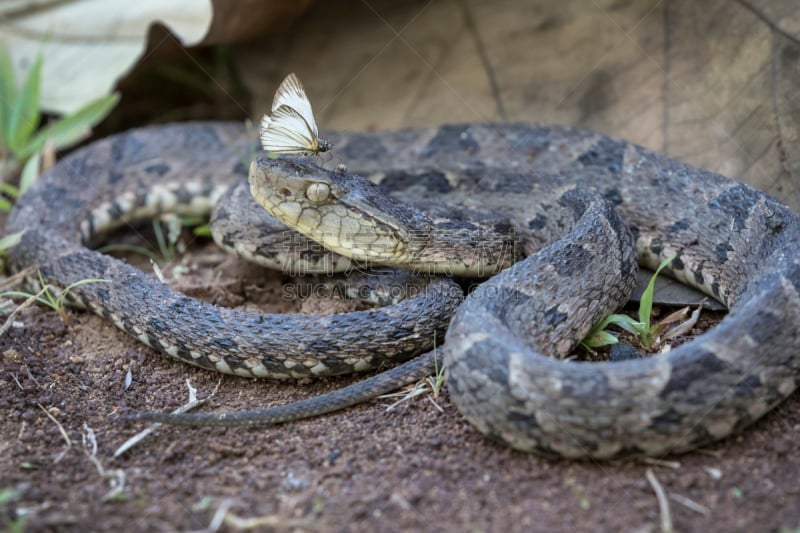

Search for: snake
xmin=7 ymin=122 xmax=800 ymax=459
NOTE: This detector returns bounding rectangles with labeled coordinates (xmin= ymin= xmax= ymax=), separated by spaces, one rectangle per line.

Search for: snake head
xmin=249 ymin=157 xmax=430 ymax=265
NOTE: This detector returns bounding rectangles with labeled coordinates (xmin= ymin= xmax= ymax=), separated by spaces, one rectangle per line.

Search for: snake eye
xmin=306 ymin=182 xmax=330 ymax=203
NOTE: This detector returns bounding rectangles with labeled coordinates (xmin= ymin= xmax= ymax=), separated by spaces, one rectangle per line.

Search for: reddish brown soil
xmin=2 ymin=241 xmax=799 ymax=533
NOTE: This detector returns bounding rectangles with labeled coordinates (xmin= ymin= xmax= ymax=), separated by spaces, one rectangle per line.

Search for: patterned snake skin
xmin=7 ymin=122 xmax=800 ymax=459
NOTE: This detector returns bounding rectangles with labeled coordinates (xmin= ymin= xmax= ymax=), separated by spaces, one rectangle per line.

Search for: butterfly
xmin=260 ymin=73 xmax=332 ymax=156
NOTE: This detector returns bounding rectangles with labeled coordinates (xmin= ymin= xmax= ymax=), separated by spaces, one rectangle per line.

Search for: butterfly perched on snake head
xmin=260 ymin=73 xmax=332 ymax=156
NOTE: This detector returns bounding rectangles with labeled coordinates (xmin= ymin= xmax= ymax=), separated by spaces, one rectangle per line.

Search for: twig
xmin=669 ymin=493 xmax=710 ymax=515
xmin=37 ymin=402 xmax=71 ymax=463
xmin=198 ymin=498 xmax=319 ymax=532
xmin=0 ymin=266 xmax=33 ymax=292
xmin=114 ymin=379 xmax=221 ymax=457
xmin=82 ymin=424 xmax=126 ymax=501
xmin=0 ymin=285 xmax=49 ymax=337
xmin=642 ymin=457 xmax=681 ymax=469
xmin=663 ymin=298 xmax=706 ymax=341
xmin=381 ymin=381 xmax=428 ymax=411
xmin=223 ymin=510 xmax=318 ymax=530
xmin=646 ymin=468 xmax=673 ymax=533
xmin=426 ymin=395 xmax=444 ymax=413
xmin=205 ymin=498 xmax=234 ymax=533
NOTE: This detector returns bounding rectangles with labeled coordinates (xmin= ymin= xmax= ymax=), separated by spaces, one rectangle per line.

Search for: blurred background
xmin=2 ymin=0 xmax=798 ymax=208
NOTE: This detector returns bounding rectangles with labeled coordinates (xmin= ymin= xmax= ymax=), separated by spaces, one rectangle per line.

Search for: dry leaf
xmin=0 ymin=0 xmax=213 ymax=114
xmin=236 ymin=0 xmax=800 ymax=209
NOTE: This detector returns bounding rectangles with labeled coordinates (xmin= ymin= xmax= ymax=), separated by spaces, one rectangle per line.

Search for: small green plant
xmin=0 ymin=45 xmax=119 ymax=210
xmin=0 ymin=231 xmax=22 ymax=255
xmin=0 ymin=271 xmax=109 ymax=322
xmin=192 ymin=222 xmax=212 ymax=238
xmin=0 ymin=231 xmax=23 ymax=273
xmin=0 ymin=487 xmax=25 ymax=533
xmin=429 ymin=332 xmax=446 ymax=395
xmin=151 ymin=216 xmax=182 ymax=263
xmin=98 ymin=215 xmax=209 ymax=264
xmin=582 ymin=254 xmax=677 ymax=350
xmin=380 ymin=332 xmax=447 ymax=410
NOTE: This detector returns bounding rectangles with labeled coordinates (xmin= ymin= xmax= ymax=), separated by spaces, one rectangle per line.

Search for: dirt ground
xmin=3 ymin=1 xmax=800 ymax=528
xmin=2 ymin=235 xmax=800 ymax=533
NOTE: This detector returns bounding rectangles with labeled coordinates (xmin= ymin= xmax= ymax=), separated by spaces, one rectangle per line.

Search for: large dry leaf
xmin=0 ymin=0 xmax=213 ymax=114
xmin=0 ymin=1 xmax=312 ymax=116
xmin=237 ymin=0 xmax=800 ymax=210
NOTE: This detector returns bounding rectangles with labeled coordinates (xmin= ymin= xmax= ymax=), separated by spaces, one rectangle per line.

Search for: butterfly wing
xmin=270 ymin=73 xmax=319 ymax=137
xmin=260 ymin=105 xmax=320 ymax=154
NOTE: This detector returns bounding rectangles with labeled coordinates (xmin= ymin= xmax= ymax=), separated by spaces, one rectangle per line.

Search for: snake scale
xmin=7 ymin=122 xmax=800 ymax=459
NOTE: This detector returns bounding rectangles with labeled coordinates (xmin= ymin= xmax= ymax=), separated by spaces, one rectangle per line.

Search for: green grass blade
xmin=57 ymin=278 xmax=110 ymax=308
xmin=591 ymin=313 xmax=643 ymax=335
xmin=97 ymin=243 xmax=162 ymax=262
xmin=582 ymin=329 xmax=619 ymax=348
xmin=0 ymin=182 xmax=20 ymax=199
xmin=0 ymin=231 xmax=22 ymax=254
xmin=638 ymin=254 xmax=677 ymax=327
xmin=62 ymin=278 xmax=110 ymax=293
xmin=6 ymin=54 xmax=42 ymax=155
xmin=0 ymin=290 xmax=53 ymax=309
xmin=0 ymin=45 xmax=18 ymax=148
xmin=192 ymin=224 xmax=212 ymax=237
xmin=0 ymin=182 xmax=19 ymax=211
xmin=19 ymin=150 xmax=40 ymax=194
xmin=179 ymin=215 xmax=207 ymax=228
xmin=152 ymin=219 xmax=172 ymax=262
xmin=19 ymin=93 xmax=119 ymax=159
xmin=36 ymin=270 xmax=58 ymax=308
xmin=582 ymin=314 xmax=642 ymax=348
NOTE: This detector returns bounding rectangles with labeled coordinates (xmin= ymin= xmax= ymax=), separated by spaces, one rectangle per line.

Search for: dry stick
xmin=114 ymin=379 xmax=221 ymax=458
xmin=642 ymin=457 xmax=681 ymax=469
xmin=0 ymin=285 xmax=50 ymax=337
xmin=207 ymin=499 xmax=319 ymax=532
xmin=381 ymin=381 xmax=428 ymax=411
xmin=83 ymin=423 xmax=126 ymax=501
xmin=37 ymin=402 xmax=72 ymax=463
xmin=426 ymin=394 xmax=445 ymax=413
xmin=206 ymin=499 xmax=234 ymax=533
xmin=379 ymin=377 xmax=445 ymax=413
xmin=0 ymin=267 xmax=33 ymax=292
xmin=663 ymin=299 xmax=706 ymax=341
xmin=669 ymin=493 xmax=710 ymax=516
xmin=646 ymin=468 xmax=674 ymax=533
xmin=223 ymin=511 xmax=318 ymax=531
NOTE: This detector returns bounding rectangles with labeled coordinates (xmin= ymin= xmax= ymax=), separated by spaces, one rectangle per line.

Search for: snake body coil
xmin=7 ymin=122 xmax=800 ymax=459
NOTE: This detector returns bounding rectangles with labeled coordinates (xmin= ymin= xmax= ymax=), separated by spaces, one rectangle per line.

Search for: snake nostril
xmin=278 ymin=187 xmax=292 ymax=198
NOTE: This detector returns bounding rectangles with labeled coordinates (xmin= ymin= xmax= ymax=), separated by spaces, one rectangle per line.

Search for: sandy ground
xmin=2 ymin=238 xmax=799 ymax=533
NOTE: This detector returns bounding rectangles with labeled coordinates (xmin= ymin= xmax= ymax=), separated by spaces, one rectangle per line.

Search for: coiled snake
xmin=7 ymin=122 xmax=800 ymax=459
